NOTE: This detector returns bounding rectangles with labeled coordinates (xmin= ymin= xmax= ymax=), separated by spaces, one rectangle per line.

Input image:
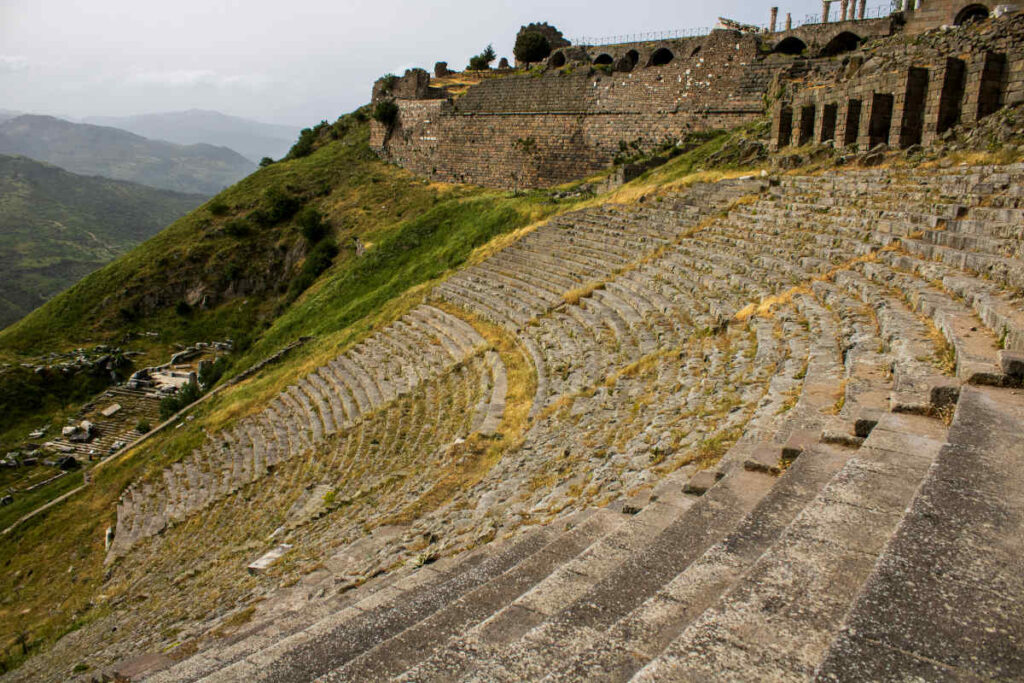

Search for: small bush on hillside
xmin=514 ymin=32 xmax=551 ymax=64
xmin=296 ymin=206 xmax=329 ymax=244
xmin=175 ymin=301 xmax=192 ymax=317
xmin=287 ymin=120 xmax=332 ymax=159
xmin=289 ymin=128 xmax=316 ymax=158
xmin=135 ymin=420 xmax=151 ymax=434
xmin=372 ymin=100 xmax=400 ymax=129
xmin=254 ymin=186 xmax=301 ymax=226
xmin=224 ymin=218 xmax=251 ymax=238
xmin=288 ymin=239 xmax=339 ymax=301
xmin=467 ymin=45 xmax=497 ymax=71
xmin=207 ymin=199 xmax=230 ymax=216
xmin=159 ymin=380 xmax=202 ymax=420
xmin=259 ymin=157 xmax=274 ymax=167
xmin=198 ymin=355 xmax=230 ymax=388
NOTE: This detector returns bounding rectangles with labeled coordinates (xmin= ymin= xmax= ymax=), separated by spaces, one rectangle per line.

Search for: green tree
xmin=514 ymin=32 xmax=551 ymax=64
xmin=467 ymin=45 xmax=497 ymax=71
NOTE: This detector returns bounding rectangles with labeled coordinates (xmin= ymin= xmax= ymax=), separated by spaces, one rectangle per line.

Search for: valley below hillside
xmin=0 ymin=155 xmax=205 ymax=329
xmin=0 ymin=115 xmax=256 ymax=195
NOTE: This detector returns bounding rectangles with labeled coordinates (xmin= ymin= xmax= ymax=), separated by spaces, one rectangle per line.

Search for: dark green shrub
xmin=198 ymin=355 xmax=230 ymax=387
xmin=288 ymin=129 xmax=316 ymax=159
xmin=379 ymin=73 xmax=399 ymax=93
xmin=255 ymin=186 xmax=300 ymax=226
xmin=467 ymin=45 xmax=496 ymax=71
xmin=514 ymin=32 xmax=550 ymax=64
xmin=259 ymin=157 xmax=274 ymax=167
xmin=207 ymin=199 xmax=230 ymax=216
xmin=224 ymin=218 xmax=251 ymax=238
xmin=288 ymin=239 xmax=338 ymax=301
xmin=296 ymin=206 xmax=329 ymax=244
xmin=372 ymin=100 xmax=399 ymax=128
xmin=159 ymin=380 xmax=202 ymax=420
xmin=135 ymin=420 xmax=151 ymax=434
xmin=175 ymin=301 xmax=192 ymax=317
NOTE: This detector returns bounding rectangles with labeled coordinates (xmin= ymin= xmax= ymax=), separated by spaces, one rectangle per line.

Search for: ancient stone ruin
xmin=370 ymin=0 xmax=1022 ymax=189
xmin=7 ymin=2 xmax=1024 ymax=681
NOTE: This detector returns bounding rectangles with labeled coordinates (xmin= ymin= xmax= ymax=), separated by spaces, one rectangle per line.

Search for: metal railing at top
xmin=571 ymin=4 xmax=893 ymax=47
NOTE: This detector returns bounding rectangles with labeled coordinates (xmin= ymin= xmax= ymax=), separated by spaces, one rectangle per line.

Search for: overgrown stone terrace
xmin=7 ymin=157 xmax=1023 ymax=680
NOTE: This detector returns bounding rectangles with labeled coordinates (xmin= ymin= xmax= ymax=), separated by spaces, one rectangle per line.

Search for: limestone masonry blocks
xmin=772 ymin=13 xmax=1024 ymax=150
xmin=371 ymin=1 xmax=1020 ymax=189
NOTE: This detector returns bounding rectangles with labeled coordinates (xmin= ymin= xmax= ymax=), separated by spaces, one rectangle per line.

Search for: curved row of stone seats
xmin=197 ymin=167 xmax=1024 ymax=680
xmin=299 ymin=293 xmax=917 ymax=681
xmin=157 ymin=273 xmax=890 ymax=681
xmin=77 ymin=166 xmax=1024 ymax=681
xmin=434 ymin=178 xmax=766 ymax=330
xmin=107 ymin=305 xmax=490 ymax=561
xmin=111 ymin=355 xmax=501 ymax=682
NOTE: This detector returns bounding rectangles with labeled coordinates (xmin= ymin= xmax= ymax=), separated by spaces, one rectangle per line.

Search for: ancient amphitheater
xmin=7 ymin=2 xmax=1024 ymax=682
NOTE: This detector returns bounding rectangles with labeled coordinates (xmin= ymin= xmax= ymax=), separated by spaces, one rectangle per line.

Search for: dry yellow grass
xmin=382 ymin=302 xmax=537 ymax=525
xmin=563 ymin=281 xmax=606 ymax=306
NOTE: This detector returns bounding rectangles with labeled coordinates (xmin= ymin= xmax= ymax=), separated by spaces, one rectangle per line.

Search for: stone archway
xmin=774 ymin=37 xmax=807 ymax=55
xmin=955 ymin=3 xmax=990 ymax=25
xmin=647 ymin=47 xmax=674 ymax=67
xmin=819 ymin=31 xmax=862 ymax=57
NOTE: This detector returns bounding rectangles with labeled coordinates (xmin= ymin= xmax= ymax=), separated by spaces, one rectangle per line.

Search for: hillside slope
xmin=0 ymin=107 xmax=591 ymax=674
xmin=0 ymin=115 xmax=255 ymax=194
xmin=0 ymin=155 xmax=204 ymax=329
xmin=84 ymin=110 xmax=297 ymax=163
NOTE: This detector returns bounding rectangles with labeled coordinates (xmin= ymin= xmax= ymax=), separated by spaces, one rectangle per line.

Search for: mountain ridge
xmin=83 ymin=109 xmax=297 ymax=163
xmin=0 ymin=115 xmax=256 ymax=194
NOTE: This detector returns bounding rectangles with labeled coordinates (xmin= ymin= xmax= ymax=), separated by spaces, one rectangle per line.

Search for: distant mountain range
xmin=0 ymin=115 xmax=256 ymax=195
xmin=85 ymin=109 xmax=298 ymax=163
xmin=0 ymin=154 xmax=205 ymax=329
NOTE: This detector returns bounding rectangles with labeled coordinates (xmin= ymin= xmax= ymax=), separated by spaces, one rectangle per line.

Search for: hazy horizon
xmin=3 ymin=0 xmax=850 ymax=127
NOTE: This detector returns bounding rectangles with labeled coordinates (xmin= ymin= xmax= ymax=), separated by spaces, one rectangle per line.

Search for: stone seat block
xmin=744 ymin=444 xmax=783 ymax=475
xmin=683 ymin=469 xmax=723 ymax=495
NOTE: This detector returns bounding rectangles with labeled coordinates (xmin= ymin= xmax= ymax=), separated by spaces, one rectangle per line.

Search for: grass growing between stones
xmin=383 ymin=303 xmax=537 ymax=526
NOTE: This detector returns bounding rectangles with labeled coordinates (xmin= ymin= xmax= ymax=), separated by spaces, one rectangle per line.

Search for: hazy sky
xmin=2 ymin=0 xmax=837 ymax=127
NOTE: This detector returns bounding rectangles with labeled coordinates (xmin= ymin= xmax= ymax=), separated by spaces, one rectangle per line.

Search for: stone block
xmin=782 ymin=429 xmax=820 ymax=463
xmin=683 ymin=469 xmax=723 ymax=495
xmin=744 ymin=443 xmax=783 ymax=475
xmin=999 ymin=349 xmax=1024 ymax=381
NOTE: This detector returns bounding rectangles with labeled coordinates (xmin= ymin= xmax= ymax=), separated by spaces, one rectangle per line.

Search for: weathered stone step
xmin=445 ymin=468 xmax=777 ymax=680
xmin=321 ymin=509 xmax=626 ymax=681
xmin=816 ymin=385 xmax=1024 ymax=681
xmin=633 ymin=413 xmax=946 ymax=680
xmin=204 ymin=526 xmax=565 ymax=681
xmin=544 ymin=439 xmax=855 ymax=681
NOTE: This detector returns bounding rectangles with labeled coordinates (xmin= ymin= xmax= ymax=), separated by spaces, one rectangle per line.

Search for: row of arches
xmin=772 ymin=31 xmax=864 ymax=57
xmin=550 ymin=45 xmax=695 ymax=71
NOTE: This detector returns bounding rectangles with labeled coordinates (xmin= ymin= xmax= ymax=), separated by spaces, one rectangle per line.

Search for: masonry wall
xmin=771 ymin=14 xmax=1024 ymax=151
xmin=371 ymin=30 xmax=777 ymax=189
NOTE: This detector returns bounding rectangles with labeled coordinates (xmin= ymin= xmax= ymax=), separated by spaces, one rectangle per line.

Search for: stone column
xmin=770 ymin=6 xmax=779 ymax=32
xmin=841 ymin=0 xmax=849 ymax=21
xmin=786 ymin=12 xmax=793 ymax=29
xmin=823 ymin=0 xmax=831 ymax=22
xmin=858 ymin=0 xmax=867 ymax=19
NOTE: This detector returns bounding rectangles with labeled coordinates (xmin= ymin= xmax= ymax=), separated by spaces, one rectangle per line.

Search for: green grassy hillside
xmin=0 ymin=155 xmax=205 ymax=329
xmin=0 ymin=106 xmax=595 ymax=670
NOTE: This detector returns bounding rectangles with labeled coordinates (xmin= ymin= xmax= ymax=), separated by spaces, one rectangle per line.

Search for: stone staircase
xmin=12 ymin=164 xmax=1024 ymax=682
